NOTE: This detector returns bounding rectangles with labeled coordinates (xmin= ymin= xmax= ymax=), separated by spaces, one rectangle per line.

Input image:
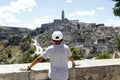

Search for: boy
xmin=20 ymin=31 xmax=80 ymax=80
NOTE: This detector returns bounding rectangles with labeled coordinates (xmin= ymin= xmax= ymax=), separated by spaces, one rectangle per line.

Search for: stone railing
xmin=0 ymin=59 xmax=120 ymax=80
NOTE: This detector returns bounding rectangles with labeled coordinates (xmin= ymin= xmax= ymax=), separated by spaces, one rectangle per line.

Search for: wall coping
xmin=0 ymin=59 xmax=120 ymax=74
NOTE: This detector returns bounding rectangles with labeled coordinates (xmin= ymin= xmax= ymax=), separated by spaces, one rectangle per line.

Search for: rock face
xmin=0 ymin=26 xmax=31 ymax=39
xmin=30 ymin=10 xmax=120 ymax=58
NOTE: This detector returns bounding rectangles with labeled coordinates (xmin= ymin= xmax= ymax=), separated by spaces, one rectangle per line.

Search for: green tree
xmin=22 ymin=36 xmax=32 ymax=43
xmin=70 ymin=46 xmax=82 ymax=60
xmin=6 ymin=50 xmax=12 ymax=58
xmin=96 ymin=51 xmax=112 ymax=59
xmin=112 ymin=0 xmax=120 ymax=17
xmin=19 ymin=51 xmax=33 ymax=63
xmin=19 ymin=46 xmax=35 ymax=63
xmin=0 ymin=49 xmax=12 ymax=64
xmin=8 ymin=36 xmax=22 ymax=45
xmin=116 ymin=36 xmax=120 ymax=51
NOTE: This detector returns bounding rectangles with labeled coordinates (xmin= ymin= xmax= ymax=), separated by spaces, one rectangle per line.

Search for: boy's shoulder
xmin=63 ymin=44 xmax=70 ymax=49
xmin=47 ymin=45 xmax=54 ymax=49
xmin=63 ymin=44 xmax=68 ymax=47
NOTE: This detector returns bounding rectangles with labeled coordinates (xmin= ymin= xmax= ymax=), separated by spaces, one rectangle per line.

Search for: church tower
xmin=61 ymin=10 xmax=65 ymax=20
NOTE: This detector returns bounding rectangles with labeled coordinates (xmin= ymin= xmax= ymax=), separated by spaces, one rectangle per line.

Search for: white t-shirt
xmin=41 ymin=44 xmax=72 ymax=80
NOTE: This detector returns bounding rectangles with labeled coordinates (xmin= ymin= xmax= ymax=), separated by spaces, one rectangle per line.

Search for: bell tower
xmin=61 ymin=10 xmax=65 ymax=20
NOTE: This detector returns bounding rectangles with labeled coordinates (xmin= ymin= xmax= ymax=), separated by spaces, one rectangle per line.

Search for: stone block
xmin=69 ymin=68 xmax=76 ymax=78
xmin=29 ymin=70 xmax=49 ymax=80
xmin=0 ymin=72 xmax=28 ymax=80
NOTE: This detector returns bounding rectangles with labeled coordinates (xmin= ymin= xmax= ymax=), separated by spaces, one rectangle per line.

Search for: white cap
xmin=52 ymin=31 xmax=63 ymax=40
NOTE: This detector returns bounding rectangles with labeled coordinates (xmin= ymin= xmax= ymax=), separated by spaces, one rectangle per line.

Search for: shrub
xmin=20 ymin=43 xmax=30 ymax=52
xmin=70 ymin=46 xmax=82 ymax=60
xmin=96 ymin=51 xmax=112 ymax=59
xmin=116 ymin=36 xmax=120 ymax=51
xmin=8 ymin=36 xmax=21 ymax=45
xmin=19 ymin=51 xmax=33 ymax=63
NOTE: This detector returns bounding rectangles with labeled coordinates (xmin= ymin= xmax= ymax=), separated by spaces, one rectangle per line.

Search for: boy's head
xmin=52 ymin=31 xmax=63 ymax=44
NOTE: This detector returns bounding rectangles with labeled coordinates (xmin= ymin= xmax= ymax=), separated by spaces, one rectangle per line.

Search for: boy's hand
xmin=19 ymin=67 xmax=27 ymax=71
xmin=27 ymin=66 xmax=32 ymax=71
xmin=75 ymin=64 xmax=81 ymax=66
xmin=72 ymin=63 xmax=81 ymax=68
xmin=19 ymin=66 xmax=32 ymax=71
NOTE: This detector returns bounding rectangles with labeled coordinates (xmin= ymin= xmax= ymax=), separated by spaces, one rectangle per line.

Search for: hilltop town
xmin=31 ymin=10 xmax=120 ymax=58
xmin=0 ymin=10 xmax=120 ymax=64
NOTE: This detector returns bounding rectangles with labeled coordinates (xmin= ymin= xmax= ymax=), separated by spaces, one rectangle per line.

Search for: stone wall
xmin=69 ymin=65 xmax=120 ymax=80
xmin=0 ymin=59 xmax=120 ymax=80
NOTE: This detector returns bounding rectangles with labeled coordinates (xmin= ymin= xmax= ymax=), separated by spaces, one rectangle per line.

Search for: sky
xmin=0 ymin=0 xmax=120 ymax=30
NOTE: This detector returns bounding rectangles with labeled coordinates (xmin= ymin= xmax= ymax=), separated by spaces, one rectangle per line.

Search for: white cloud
xmin=0 ymin=13 xmax=21 ymax=23
xmin=17 ymin=16 xmax=53 ymax=29
xmin=105 ymin=19 xmax=120 ymax=27
xmin=17 ymin=23 xmax=37 ymax=29
xmin=0 ymin=21 xmax=6 ymax=26
xmin=0 ymin=0 xmax=37 ymax=26
xmin=0 ymin=0 xmax=37 ymax=13
xmin=96 ymin=6 xmax=104 ymax=10
xmin=34 ymin=16 xmax=53 ymax=26
xmin=69 ymin=10 xmax=96 ymax=17
xmin=66 ymin=0 xmax=73 ymax=3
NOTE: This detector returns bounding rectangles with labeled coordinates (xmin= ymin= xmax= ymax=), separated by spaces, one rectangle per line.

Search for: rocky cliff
xmin=0 ymin=26 xmax=31 ymax=40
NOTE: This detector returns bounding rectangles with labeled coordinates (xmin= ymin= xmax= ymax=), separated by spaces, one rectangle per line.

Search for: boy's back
xmin=42 ymin=44 xmax=72 ymax=80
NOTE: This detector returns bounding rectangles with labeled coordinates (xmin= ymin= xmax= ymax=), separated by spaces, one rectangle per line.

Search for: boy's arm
xmin=69 ymin=56 xmax=80 ymax=67
xmin=29 ymin=56 xmax=43 ymax=69
xmin=20 ymin=56 xmax=43 ymax=71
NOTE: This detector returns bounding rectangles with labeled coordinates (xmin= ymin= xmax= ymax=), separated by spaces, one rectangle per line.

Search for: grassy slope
xmin=0 ymin=26 xmax=32 ymax=64
xmin=0 ymin=40 xmax=22 ymax=64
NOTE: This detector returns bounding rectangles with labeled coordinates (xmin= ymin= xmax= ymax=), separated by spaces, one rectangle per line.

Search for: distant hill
xmin=0 ymin=26 xmax=31 ymax=39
